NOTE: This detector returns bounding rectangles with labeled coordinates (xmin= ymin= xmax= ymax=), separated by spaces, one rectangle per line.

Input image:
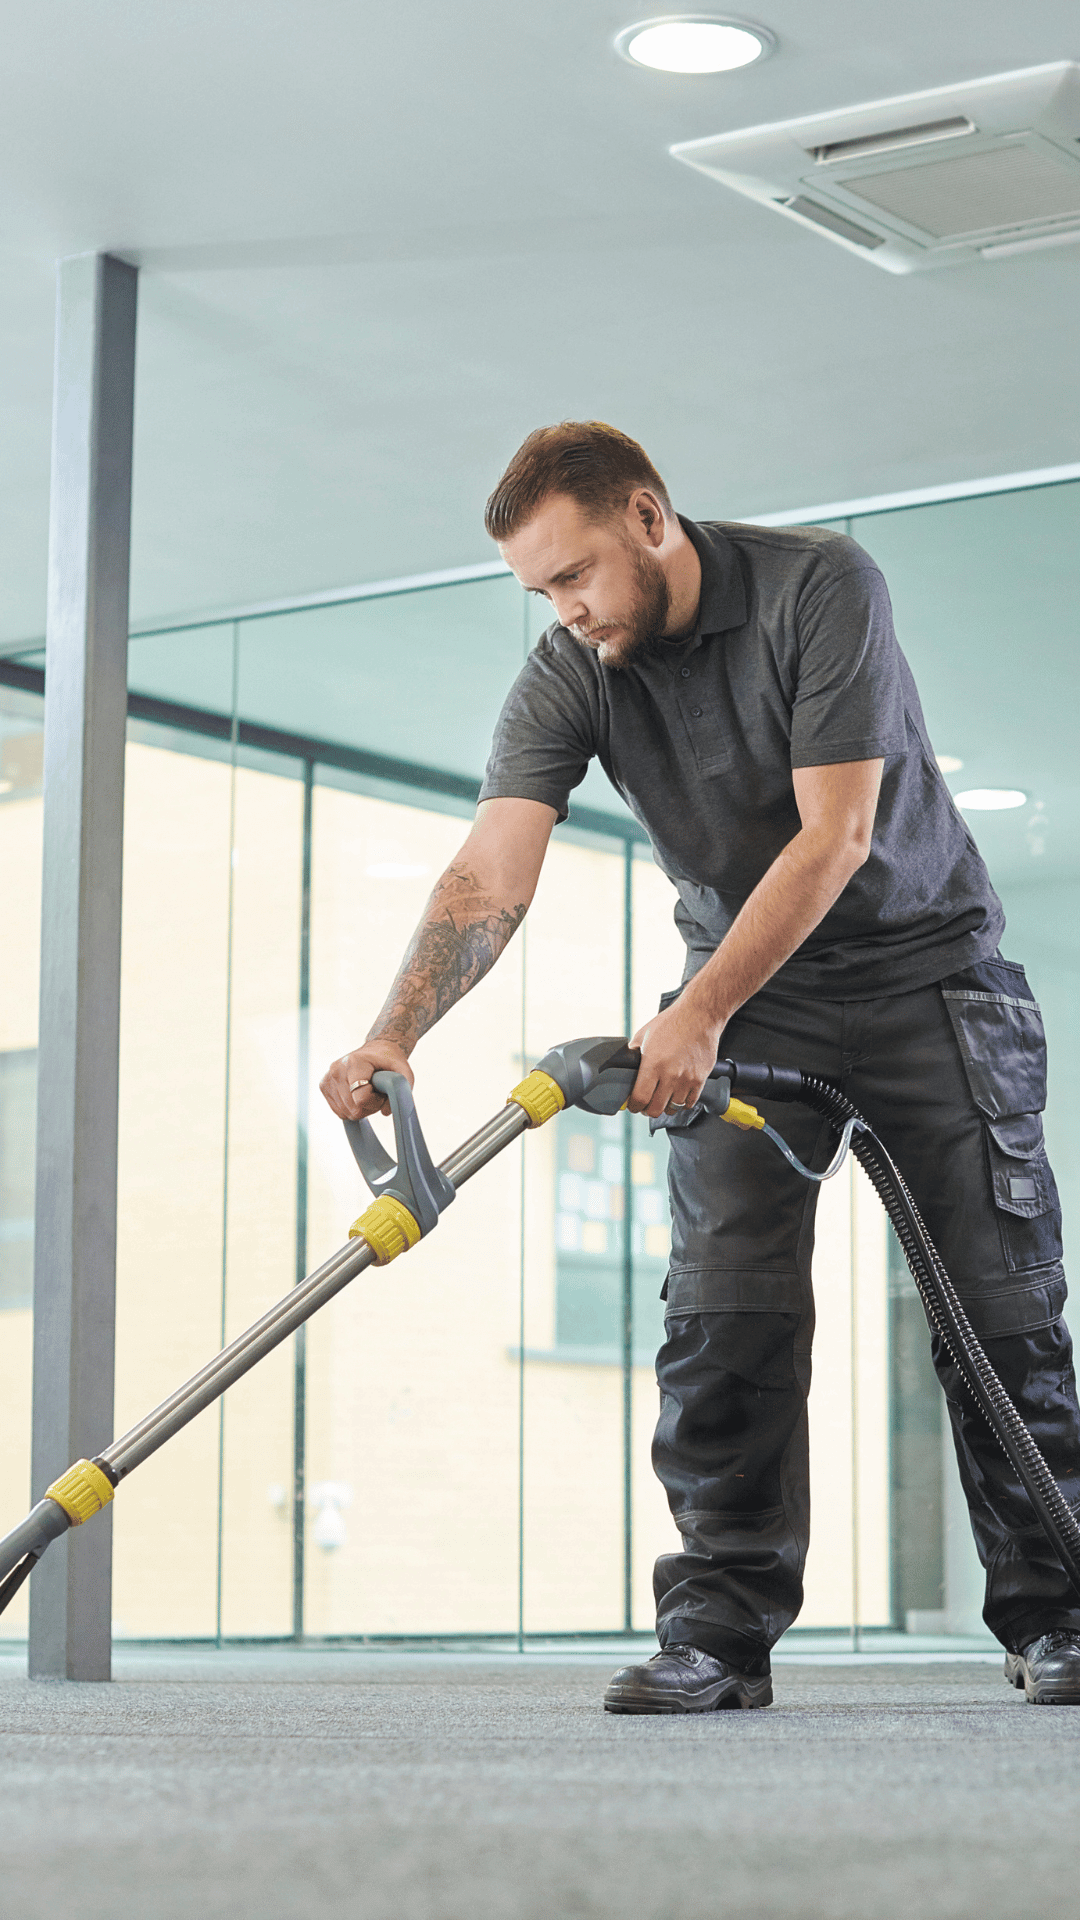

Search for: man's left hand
xmin=627 ymin=999 xmax=723 ymax=1119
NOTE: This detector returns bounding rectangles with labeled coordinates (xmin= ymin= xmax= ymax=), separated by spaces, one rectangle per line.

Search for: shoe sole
xmin=604 ymin=1673 xmax=773 ymax=1715
xmin=1004 ymin=1653 xmax=1080 ymax=1705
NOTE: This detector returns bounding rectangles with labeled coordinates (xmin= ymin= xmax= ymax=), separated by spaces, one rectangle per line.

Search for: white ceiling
xmin=1 ymin=0 xmax=1078 ymax=641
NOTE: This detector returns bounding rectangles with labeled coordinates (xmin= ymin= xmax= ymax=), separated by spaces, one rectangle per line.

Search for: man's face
xmin=500 ymin=493 xmax=671 ymax=668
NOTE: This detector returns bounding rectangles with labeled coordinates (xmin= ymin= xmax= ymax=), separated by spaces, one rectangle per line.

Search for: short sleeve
xmin=477 ymin=632 xmax=598 ymax=822
xmin=789 ymin=564 xmax=908 ymax=769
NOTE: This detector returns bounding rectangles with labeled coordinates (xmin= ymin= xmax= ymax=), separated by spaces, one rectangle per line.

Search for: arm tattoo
xmin=366 ymin=860 xmax=527 ymax=1053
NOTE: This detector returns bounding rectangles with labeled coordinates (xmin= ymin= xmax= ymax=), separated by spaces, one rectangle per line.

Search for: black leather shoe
xmin=604 ymin=1645 xmax=773 ymax=1714
xmin=1004 ymin=1630 xmax=1080 ymax=1704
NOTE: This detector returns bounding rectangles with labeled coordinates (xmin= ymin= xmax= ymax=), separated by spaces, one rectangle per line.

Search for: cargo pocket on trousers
xmin=940 ymin=969 xmax=1047 ymax=1116
xmin=953 ymin=1264 xmax=1066 ymax=1340
xmin=982 ymin=1113 xmax=1063 ymax=1273
xmin=940 ymin=970 xmax=1062 ymax=1276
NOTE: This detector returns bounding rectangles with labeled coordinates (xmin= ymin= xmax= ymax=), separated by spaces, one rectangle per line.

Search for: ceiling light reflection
xmin=954 ymin=789 xmax=1027 ymax=811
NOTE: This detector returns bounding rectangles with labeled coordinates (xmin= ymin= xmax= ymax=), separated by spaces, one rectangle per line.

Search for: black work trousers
xmin=652 ymin=955 xmax=1080 ymax=1670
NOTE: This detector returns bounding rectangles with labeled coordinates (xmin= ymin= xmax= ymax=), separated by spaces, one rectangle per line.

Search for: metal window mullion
xmin=292 ymin=760 xmax=314 ymax=1639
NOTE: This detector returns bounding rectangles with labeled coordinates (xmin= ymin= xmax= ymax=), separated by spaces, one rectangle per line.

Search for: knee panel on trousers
xmin=654 ymin=1308 xmax=807 ymax=1517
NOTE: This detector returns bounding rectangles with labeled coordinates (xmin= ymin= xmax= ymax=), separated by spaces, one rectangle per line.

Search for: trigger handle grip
xmin=342 ymin=1071 xmax=454 ymax=1236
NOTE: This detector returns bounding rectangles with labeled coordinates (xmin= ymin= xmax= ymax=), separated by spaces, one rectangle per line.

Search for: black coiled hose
xmin=795 ymin=1072 xmax=1080 ymax=1602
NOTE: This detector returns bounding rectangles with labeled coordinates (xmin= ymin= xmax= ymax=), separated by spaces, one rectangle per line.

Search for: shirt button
xmin=691 ymin=706 xmax=703 ymax=718
xmin=680 ymin=666 xmax=691 ymax=678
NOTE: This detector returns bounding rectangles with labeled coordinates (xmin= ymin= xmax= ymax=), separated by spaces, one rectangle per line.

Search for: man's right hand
xmin=319 ymin=1038 xmax=414 ymax=1122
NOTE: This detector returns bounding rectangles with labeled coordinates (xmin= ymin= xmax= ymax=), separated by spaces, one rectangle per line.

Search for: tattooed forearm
xmin=366 ymin=861 xmax=527 ymax=1054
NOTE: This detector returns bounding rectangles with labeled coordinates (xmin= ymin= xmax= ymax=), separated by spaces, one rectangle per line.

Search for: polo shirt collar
xmin=677 ymin=515 xmax=748 ymax=650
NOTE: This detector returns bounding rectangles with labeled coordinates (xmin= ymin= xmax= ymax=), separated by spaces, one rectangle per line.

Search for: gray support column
xmin=29 ymin=254 xmax=138 ymax=1681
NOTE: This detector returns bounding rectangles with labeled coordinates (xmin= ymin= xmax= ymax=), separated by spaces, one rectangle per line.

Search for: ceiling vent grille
xmin=671 ymin=63 xmax=1080 ymax=272
xmin=811 ymin=116 xmax=974 ymax=164
xmin=783 ymin=197 xmax=885 ymax=249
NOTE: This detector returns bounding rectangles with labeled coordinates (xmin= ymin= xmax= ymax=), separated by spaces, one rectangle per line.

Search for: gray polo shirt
xmin=479 ymin=516 xmax=1004 ymax=999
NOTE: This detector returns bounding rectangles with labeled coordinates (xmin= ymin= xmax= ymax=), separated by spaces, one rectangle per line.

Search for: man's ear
xmin=630 ymin=488 xmax=666 ymax=546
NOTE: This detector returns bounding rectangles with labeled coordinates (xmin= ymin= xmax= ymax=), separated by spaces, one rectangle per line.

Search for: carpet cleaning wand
xmin=0 ymin=1041 xmax=631 ymax=1615
xmin=2 ymin=1038 xmax=1079 ymax=1619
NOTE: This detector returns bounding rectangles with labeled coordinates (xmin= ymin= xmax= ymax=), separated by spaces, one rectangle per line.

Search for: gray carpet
xmin=0 ymin=1646 xmax=1075 ymax=1920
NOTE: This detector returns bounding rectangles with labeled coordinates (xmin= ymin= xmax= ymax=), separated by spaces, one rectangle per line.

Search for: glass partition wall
xmin=1 ymin=474 xmax=1077 ymax=1647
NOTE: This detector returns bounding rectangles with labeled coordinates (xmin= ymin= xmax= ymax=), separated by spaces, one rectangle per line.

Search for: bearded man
xmin=321 ymin=421 xmax=1080 ymax=1711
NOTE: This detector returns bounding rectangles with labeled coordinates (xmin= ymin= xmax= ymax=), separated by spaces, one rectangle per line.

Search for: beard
xmin=568 ymin=543 xmax=672 ymax=669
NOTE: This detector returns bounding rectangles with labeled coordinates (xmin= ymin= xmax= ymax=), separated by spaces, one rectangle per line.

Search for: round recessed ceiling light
xmin=954 ymin=789 xmax=1027 ymax=811
xmin=616 ymin=15 xmax=773 ymax=73
xmin=935 ymin=753 xmax=963 ymax=774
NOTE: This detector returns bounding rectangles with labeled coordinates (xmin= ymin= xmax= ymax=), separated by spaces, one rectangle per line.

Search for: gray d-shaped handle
xmin=342 ymin=1070 xmax=454 ymax=1237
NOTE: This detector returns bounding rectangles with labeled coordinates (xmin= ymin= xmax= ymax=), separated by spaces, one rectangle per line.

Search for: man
xmin=321 ymin=421 xmax=1080 ymax=1710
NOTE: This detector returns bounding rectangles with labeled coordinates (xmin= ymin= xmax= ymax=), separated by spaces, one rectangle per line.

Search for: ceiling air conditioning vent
xmin=783 ymin=198 xmax=886 ymax=250
xmin=811 ymin=115 xmax=974 ymax=164
xmin=671 ymin=62 xmax=1080 ymax=272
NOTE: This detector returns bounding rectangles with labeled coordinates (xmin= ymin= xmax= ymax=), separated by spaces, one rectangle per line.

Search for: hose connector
xmin=721 ymin=1097 xmax=765 ymax=1131
xmin=45 ymin=1459 xmax=115 ymax=1527
xmin=720 ymin=1059 xmax=805 ymax=1102
xmin=508 ymin=1069 xmax=566 ymax=1128
xmin=349 ymin=1193 xmax=423 ymax=1263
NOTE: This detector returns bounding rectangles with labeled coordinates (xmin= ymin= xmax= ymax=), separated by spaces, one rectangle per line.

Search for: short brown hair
xmin=484 ymin=420 xmax=672 ymax=542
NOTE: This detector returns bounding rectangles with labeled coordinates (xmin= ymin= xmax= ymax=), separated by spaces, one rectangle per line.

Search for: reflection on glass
xmin=552 ymin=1111 xmax=667 ymax=1360
xmin=126 ymin=622 xmax=238 ymax=720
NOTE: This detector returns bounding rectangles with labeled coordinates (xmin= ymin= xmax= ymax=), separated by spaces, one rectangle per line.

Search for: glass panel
xmin=849 ymin=479 xmax=1080 ymax=1643
xmin=112 ymin=717 xmax=306 ymax=1638
xmin=216 ymin=751 xmax=305 ymax=1638
xmin=520 ymin=832 xmax=626 ymax=1633
xmin=0 ymin=683 xmax=43 ymax=1641
xmin=231 ymin=577 xmax=525 ymax=779
xmin=127 ymin=622 xmax=238 ymax=720
xmin=302 ymin=780 xmax=524 ymax=1634
xmin=888 ymin=1231 xmax=944 ymax=1627
xmin=112 ymin=724 xmax=235 ymax=1637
